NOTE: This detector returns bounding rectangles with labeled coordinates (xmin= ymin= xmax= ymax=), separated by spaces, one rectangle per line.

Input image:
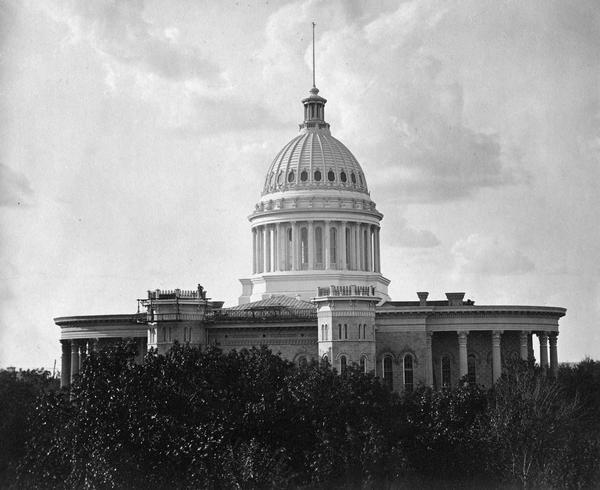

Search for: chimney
xmin=445 ymin=292 xmax=465 ymax=306
xmin=417 ymin=291 xmax=429 ymax=306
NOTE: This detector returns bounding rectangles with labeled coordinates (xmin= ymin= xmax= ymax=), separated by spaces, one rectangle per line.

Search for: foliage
xmin=0 ymin=368 xmax=59 ymax=486
xmin=9 ymin=345 xmax=600 ymax=489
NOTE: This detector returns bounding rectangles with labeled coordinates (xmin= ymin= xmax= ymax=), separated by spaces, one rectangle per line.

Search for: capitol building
xmin=54 ymin=77 xmax=565 ymax=392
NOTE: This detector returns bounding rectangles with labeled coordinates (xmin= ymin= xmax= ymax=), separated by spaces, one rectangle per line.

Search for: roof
xmin=227 ymin=295 xmax=316 ymax=311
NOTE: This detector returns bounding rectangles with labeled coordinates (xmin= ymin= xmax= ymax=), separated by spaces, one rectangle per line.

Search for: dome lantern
xmin=300 ymin=86 xmax=330 ymax=133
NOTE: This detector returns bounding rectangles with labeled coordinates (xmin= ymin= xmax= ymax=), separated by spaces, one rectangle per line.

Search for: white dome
xmin=262 ymin=130 xmax=369 ymax=196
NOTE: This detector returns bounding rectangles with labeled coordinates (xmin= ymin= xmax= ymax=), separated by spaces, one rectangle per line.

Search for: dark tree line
xmin=2 ymin=344 xmax=600 ymax=489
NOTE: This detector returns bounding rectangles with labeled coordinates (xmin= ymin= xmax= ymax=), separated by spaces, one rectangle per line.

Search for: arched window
xmin=288 ymin=170 xmax=295 ymax=183
xmin=340 ymin=355 xmax=347 ymax=374
xmin=298 ymin=356 xmax=307 ymax=367
xmin=358 ymin=323 xmax=362 ymax=339
xmin=338 ymin=324 xmax=342 ymax=339
xmin=383 ymin=356 xmax=393 ymax=390
xmin=403 ymin=354 xmax=414 ymax=393
xmin=315 ymin=226 xmax=323 ymax=265
xmin=344 ymin=324 xmax=348 ymax=339
xmin=300 ymin=170 xmax=308 ymax=182
xmin=467 ymin=354 xmax=477 ymax=386
xmin=322 ymin=355 xmax=329 ymax=367
xmin=324 ymin=324 xmax=328 ymax=340
xmin=300 ymin=227 xmax=308 ymax=268
xmin=314 ymin=169 xmax=322 ymax=181
xmin=360 ymin=355 xmax=367 ymax=373
xmin=328 ymin=170 xmax=335 ymax=181
xmin=330 ymin=227 xmax=337 ymax=265
xmin=340 ymin=170 xmax=347 ymax=182
xmin=363 ymin=324 xmax=367 ymax=339
xmin=351 ymin=172 xmax=356 ymax=184
xmin=441 ymin=356 xmax=451 ymax=387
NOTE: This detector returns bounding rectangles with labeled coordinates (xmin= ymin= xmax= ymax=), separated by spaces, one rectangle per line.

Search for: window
xmin=358 ymin=173 xmax=363 ymax=185
xmin=467 ymin=354 xmax=477 ymax=386
xmin=324 ymin=324 xmax=328 ymax=340
xmin=288 ymin=170 xmax=295 ymax=183
xmin=322 ymin=355 xmax=329 ymax=366
xmin=315 ymin=226 xmax=323 ymax=264
xmin=403 ymin=354 xmax=414 ymax=393
xmin=441 ymin=356 xmax=451 ymax=387
xmin=344 ymin=324 xmax=348 ymax=339
xmin=360 ymin=355 xmax=367 ymax=373
xmin=338 ymin=324 xmax=342 ymax=339
xmin=358 ymin=323 xmax=362 ymax=339
xmin=340 ymin=355 xmax=347 ymax=375
xmin=340 ymin=171 xmax=347 ymax=182
xmin=330 ymin=228 xmax=337 ymax=264
xmin=300 ymin=227 xmax=308 ymax=267
xmin=383 ymin=356 xmax=393 ymax=390
xmin=314 ymin=169 xmax=322 ymax=181
xmin=364 ymin=324 xmax=367 ymax=339
xmin=298 ymin=356 xmax=307 ymax=367
xmin=277 ymin=171 xmax=283 ymax=185
xmin=300 ymin=170 xmax=308 ymax=182
xmin=351 ymin=172 xmax=356 ymax=184
xmin=328 ymin=170 xmax=335 ymax=182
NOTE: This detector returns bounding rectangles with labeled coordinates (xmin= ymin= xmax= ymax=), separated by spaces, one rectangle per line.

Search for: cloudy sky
xmin=1 ymin=0 xmax=598 ymax=368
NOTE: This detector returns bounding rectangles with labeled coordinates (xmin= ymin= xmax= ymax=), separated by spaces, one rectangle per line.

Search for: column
xmin=354 ymin=223 xmax=360 ymax=270
xmin=264 ymin=226 xmax=271 ymax=272
xmin=458 ymin=331 xmax=468 ymax=379
xmin=366 ymin=225 xmax=373 ymax=272
xmin=252 ymin=228 xmax=257 ymax=274
xmin=549 ymin=333 xmax=559 ymax=378
xmin=340 ymin=221 xmax=347 ymax=270
xmin=291 ymin=222 xmax=298 ymax=271
xmin=60 ymin=340 xmax=71 ymax=388
xmin=492 ymin=331 xmax=502 ymax=383
xmin=79 ymin=340 xmax=88 ymax=371
xmin=308 ymin=221 xmax=315 ymax=270
xmin=425 ymin=332 xmax=433 ymax=387
xmin=256 ymin=226 xmax=263 ymax=273
xmin=324 ymin=221 xmax=331 ymax=269
xmin=375 ymin=227 xmax=381 ymax=272
xmin=538 ymin=332 xmax=549 ymax=373
xmin=70 ymin=340 xmax=80 ymax=384
xmin=272 ymin=225 xmax=278 ymax=272
xmin=276 ymin=223 xmax=283 ymax=271
xmin=519 ymin=331 xmax=529 ymax=361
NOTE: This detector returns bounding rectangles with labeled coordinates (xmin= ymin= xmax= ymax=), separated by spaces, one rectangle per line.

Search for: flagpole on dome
xmin=312 ymin=21 xmax=316 ymax=89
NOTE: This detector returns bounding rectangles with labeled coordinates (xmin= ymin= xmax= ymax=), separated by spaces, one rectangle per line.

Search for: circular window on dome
xmin=351 ymin=172 xmax=356 ymax=184
xmin=328 ymin=170 xmax=335 ymax=182
xmin=314 ymin=170 xmax=322 ymax=181
xmin=288 ymin=170 xmax=295 ymax=183
xmin=340 ymin=171 xmax=347 ymax=183
xmin=277 ymin=171 xmax=283 ymax=185
xmin=300 ymin=170 xmax=308 ymax=182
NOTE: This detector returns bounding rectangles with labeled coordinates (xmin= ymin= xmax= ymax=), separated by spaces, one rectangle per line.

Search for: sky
xmin=1 ymin=0 xmax=598 ymax=369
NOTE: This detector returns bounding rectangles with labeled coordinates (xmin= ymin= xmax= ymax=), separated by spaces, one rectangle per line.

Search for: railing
xmin=316 ymin=285 xmax=376 ymax=297
xmin=144 ymin=308 xmax=317 ymax=324
xmin=147 ymin=288 xmax=206 ymax=300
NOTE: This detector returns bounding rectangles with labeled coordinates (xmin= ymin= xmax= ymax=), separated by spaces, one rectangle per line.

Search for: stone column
xmin=292 ymin=222 xmax=299 ymax=271
xmin=366 ymin=225 xmax=373 ymax=272
xmin=60 ymin=340 xmax=71 ymax=388
xmin=308 ymin=221 xmax=315 ymax=270
xmin=70 ymin=340 xmax=80 ymax=384
xmin=549 ymin=333 xmax=559 ymax=378
xmin=538 ymin=332 xmax=549 ymax=373
xmin=458 ymin=331 xmax=469 ymax=379
xmin=264 ymin=226 xmax=271 ymax=272
xmin=373 ymin=227 xmax=380 ymax=272
xmin=520 ymin=331 xmax=529 ymax=361
xmin=256 ymin=226 xmax=263 ymax=273
xmin=324 ymin=221 xmax=331 ymax=269
xmin=425 ymin=332 xmax=433 ymax=387
xmin=492 ymin=331 xmax=503 ymax=383
xmin=252 ymin=228 xmax=256 ymax=274
xmin=340 ymin=222 xmax=347 ymax=270
xmin=275 ymin=223 xmax=282 ymax=271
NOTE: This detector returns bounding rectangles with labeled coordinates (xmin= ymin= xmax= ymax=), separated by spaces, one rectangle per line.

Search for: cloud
xmin=384 ymin=216 xmax=440 ymax=248
xmin=0 ymin=163 xmax=33 ymax=207
xmin=452 ymin=234 xmax=535 ymax=275
xmin=48 ymin=0 xmax=221 ymax=83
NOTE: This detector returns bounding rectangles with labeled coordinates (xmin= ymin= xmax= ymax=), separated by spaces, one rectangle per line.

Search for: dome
xmin=262 ymin=131 xmax=369 ymax=196
xmin=262 ymin=86 xmax=369 ymax=196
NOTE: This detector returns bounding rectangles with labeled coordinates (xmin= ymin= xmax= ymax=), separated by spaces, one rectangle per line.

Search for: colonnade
xmin=60 ymin=337 xmax=146 ymax=388
xmin=423 ymin=330 xmax=559 ymax=387
xmin=252 ymin=220 xmax=381 ymax=274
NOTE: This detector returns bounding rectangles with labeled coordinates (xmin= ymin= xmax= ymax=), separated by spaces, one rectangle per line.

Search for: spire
xmin=300 ymin=22 xmax=330 ymax=133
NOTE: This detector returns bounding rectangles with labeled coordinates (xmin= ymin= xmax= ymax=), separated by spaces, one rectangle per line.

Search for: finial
xmin=312 ymin=22 xmax=316 ymax=88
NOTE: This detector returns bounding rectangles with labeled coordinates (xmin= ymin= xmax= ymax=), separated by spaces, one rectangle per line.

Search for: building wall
xmin=375 ymin=330 xmax=427 ymax=392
